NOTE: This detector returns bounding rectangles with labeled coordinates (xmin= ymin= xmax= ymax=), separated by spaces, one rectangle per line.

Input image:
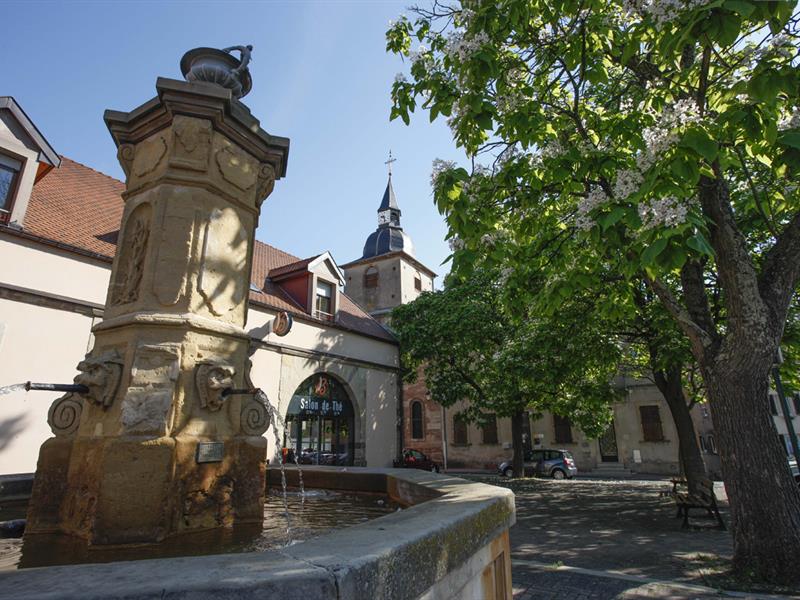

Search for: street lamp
xmin=772 ymin=347 xmax=800 ymax=461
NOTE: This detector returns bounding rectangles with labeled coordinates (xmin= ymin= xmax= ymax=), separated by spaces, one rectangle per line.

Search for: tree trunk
xmin=704 ymin=363 xmax=800 ymax=585
xmin=653 ymin=366 xmax=706 ymax=494
xmin=511 ymin=409 xmax=525 ymax=478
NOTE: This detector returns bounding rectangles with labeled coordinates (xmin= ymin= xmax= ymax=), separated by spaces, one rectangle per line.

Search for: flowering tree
xmin=387 ymin=0 xmax=800 ymax=583
xmin=390 ymin=269 xmax=622 ymax=477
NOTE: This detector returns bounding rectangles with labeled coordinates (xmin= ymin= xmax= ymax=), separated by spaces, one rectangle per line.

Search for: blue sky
xmin=3 ymin=0 xmax=463 ymax=281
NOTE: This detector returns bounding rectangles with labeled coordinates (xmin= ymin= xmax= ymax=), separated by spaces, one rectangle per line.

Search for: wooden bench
xmin=671 ymin=477 xmax=725 ymax=530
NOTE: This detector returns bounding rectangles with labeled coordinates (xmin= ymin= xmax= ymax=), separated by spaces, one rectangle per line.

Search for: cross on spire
xmin=385 ymin=150 xmax=397 ymax=177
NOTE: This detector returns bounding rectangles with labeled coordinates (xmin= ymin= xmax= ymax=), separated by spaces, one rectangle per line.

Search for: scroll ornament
xmin=48 ymin=395 xmax=83 ymax=437
xmin=239 ymin=358 xmax=270 ymax=436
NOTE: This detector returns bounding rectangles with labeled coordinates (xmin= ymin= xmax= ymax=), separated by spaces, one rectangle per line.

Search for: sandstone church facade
xmin=0 ymin=97 xmax=401 ymax=475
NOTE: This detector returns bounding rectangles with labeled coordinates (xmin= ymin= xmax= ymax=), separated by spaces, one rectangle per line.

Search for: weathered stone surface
xmin=26 ymin=75 xmax=289 ymax=545
xmin=5 ymin=469 xmax=515 ymax=600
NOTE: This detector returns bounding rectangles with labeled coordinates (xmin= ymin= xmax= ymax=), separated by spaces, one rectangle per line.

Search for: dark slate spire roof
xmin=378 ymin=175 xmax=400 ymax=213
xmin=361 ymin=174 xmax=415 ymax=259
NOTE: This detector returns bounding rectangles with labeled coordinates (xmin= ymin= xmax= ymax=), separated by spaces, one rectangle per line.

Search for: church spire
xmin=378 ymin=150 xmax=401 ymax=226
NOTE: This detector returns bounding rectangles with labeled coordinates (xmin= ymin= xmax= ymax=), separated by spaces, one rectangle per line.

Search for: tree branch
xmin=645 ymin=274 xmax=714 ymax=356
xmin=759 ymin=209 xmax=800 ymax=327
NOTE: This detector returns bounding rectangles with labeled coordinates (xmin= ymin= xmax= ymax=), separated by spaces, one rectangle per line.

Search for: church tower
xmin=341 ymin=157 xmax=436 ymax=325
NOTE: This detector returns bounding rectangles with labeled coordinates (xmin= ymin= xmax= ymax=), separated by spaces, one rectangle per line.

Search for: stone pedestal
xmin=26 ymin=77 xmax=289 ymax=544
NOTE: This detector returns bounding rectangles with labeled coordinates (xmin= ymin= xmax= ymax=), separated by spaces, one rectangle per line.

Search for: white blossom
xmin=638 ymin=98 xmax=700 ymax=170
xmin=431 ymin=158 xmax=457 ymax=187
xmin=624 ymin=0 xmax=712 ymax=28
xmin=778 ymin=107 xmax=800 ymax=131
xmin=448 ymin=236 xmax=465 ymax=251
xmin=541 ymin=139 xmax=566 ymax=159
xmin=445 ymin=30 xmax=490 ymax=62
xmin=573 ymin=186 xmax=609 ymax=231
xmin=394 ymin=73 xmax=407 ymax=84
xmin=638 ymin=195 xmax=688 ymax=229
xmin=612 ymin=169 xmax=644 ymax=199
xmin=498 ymin=267 xmax=514 ymax=285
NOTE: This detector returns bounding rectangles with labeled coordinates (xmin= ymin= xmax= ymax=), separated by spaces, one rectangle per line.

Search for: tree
xmin=387 ymin=0 xmax=800 ymax=583
xmin=390 ymin=269 xmax=622 ymax=477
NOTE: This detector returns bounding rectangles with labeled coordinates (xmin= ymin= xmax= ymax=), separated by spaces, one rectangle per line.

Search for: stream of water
xmin=0 ymin=384 xmax=25 ymax=396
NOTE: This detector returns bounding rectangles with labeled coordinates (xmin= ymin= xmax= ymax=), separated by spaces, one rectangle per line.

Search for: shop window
xmin=639 ymin=405 xmax=665 ymax=442
xmin=553 ymin=414 xmax=573 ymax=444
xmin=364 ymin=266 xmax=379 ymax=288
xmin=315 ymin=280 xmax=334 ymax=321
xmin=0 ymin=154 xmax=22 ymax=225
xmin=411 ymin=401 xmax=424 ymax=439
xmin=481 ymin=415 xmax=498 ymax=444
xmin=453 ymin=416 xmax=468 ymax=445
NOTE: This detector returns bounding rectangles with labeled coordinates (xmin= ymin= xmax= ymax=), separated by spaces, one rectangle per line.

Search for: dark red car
xmin=394 ymin=449 xmax=440 ymax=472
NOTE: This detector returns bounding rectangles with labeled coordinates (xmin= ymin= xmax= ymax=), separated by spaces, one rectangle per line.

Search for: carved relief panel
xmin=109 ymin=202 xmax=151 ymax=307
xmin=119 ymin=343 xmax=181 ymax=436
xmin=171 ymin=116 xmax=212 ymax=172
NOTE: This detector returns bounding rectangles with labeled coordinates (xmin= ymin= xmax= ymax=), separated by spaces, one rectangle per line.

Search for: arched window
xmin=411 ymin=401 xmax=424 ymax=439
xmin=364 ymin=266 xmax=379 ymax=288
xmin=283 ymin=373 xmax=355 ymax=466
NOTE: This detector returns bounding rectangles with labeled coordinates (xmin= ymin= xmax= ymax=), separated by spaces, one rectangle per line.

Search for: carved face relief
xmin=256 ymin=163 xmax=276 ymax=206
xmin=196 ymin=363 xmax=235 ymax=412
xmin=74 ymin=351 xmax=124 ymax=408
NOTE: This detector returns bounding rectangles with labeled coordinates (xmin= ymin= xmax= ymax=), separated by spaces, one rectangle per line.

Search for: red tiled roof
xmin=268 ymin=255 xmax=319 ymax=279
xmin=17 ymin=157 xmax=395 ymax=343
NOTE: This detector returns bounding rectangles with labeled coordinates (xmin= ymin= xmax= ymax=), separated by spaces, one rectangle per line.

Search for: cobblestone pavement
xmin=460 ymin=476 xmax=799 ymax=599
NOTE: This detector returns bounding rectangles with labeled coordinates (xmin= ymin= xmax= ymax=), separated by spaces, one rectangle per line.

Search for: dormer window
xmin=315 ymin=280 xmax=334 ymax=321
xmin=0 ymin=154 xmax=22 ymax=225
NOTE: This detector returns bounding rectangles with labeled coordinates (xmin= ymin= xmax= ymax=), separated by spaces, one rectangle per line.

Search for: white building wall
xmin=0 ymin=236 xmax=400 ymax=474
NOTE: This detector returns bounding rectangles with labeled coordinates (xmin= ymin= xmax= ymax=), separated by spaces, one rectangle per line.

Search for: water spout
xmin=24 ymin=382 xmax=89 ymax=394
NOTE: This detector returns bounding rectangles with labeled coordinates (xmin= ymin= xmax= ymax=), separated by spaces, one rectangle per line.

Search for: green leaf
xmin=778 ymin=132 xmax=800 ymax=150
xmin=681 ymin=128 xmax=718 ymax=162
xmin=476 ymin=112 xmax=494 ymax=131
xmin=599 ymin=207 xmax=626 ymax=231
xmin=641 ymin=237 xmax=668 ymax=265
xmin=723 ymin=0 xmax=754 ymax=17
xmin=686 ymin=233 xmax=714 ymax=256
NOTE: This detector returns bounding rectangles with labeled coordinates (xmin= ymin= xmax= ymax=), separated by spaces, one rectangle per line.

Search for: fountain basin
xmin=0 ymin=467 xmax=515 ymax=599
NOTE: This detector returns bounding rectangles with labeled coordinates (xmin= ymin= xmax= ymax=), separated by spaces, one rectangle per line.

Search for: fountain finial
xmin=180 ymin=45 xmax=254 ymax=99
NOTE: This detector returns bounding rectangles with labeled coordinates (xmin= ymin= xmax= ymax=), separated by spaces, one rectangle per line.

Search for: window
xmin=364 ymin=266 xmax=379 ymax=289
xmin=314 ymin=280 xmax=334 ymax=321
xmin=414 ymin=274 xmax=422 ymax=291
xmin=707 ymin=434 xmax=717 ymax=454
xmin=699 ymin=435 xmax=708 ymax=453
xmin=639 ymin=405 xmax=665 ymax=442
xmin=769 ymin=393 xmax=779 ymax=416
xmin=794 ymin=393 xmax=800 ymax=416
xmin=453 ymin=416 xmax=468 ymax=445
xmin=553 ymin=415 xmax=573 ymax=444
xmin=411 ymin=401 xmax=424 ymax=439
xmin=481 ymin=415 xmax=498 ymax=444
xmin=779 ymin=434 xmax=790 ymax=456
xmin=0 ymin=154 xmax=22 ymax=225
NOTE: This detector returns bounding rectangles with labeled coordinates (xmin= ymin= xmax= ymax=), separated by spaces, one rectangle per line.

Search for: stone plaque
xmin=196 ymin=441 xmax=225 ymax=464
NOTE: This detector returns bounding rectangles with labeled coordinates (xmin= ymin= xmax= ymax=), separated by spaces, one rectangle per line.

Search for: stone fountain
xmin=26 ymin=45 xmax=289 ymax=544
xmin=3 ymin=46 xmax=516 ymax=599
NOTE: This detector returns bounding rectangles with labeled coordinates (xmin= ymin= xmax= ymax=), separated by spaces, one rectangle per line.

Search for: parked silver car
xmin=498 ymin=449 xmax=578 ymax=479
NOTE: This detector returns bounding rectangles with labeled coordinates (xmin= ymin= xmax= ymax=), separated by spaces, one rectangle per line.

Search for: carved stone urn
xmin=26 ymin=47 xmax=289 ymax=545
